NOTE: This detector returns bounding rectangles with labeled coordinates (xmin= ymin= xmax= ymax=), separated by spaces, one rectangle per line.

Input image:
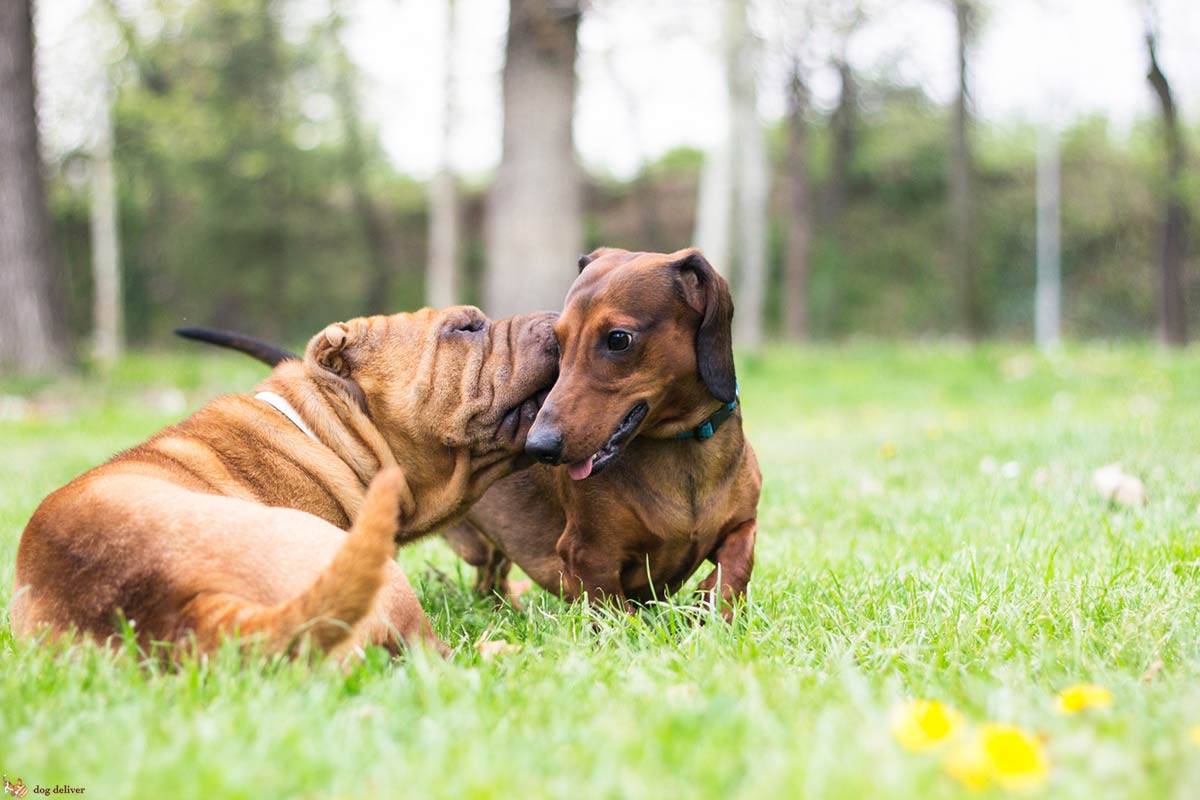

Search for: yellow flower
xmin=890 ymin=700 xmax=964 ymax=752
xmin=880 ymin=441 xmax=898 ymax=460
xmin=1188 ymin=725 xmax=1200 ymax=747
xmin=1054 ymin=684 xmax=1113 ymax=715
xmin=943 ymin=739 xmax=990 ymax=791
xmin=944 ymin=723 xmax=1049 ymax=790
xmin=982 ymin=724 xmax=1049 ymax=788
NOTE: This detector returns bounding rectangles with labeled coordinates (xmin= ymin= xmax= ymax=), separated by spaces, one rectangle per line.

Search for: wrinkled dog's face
xmin=306 ymin=306 xmax=559 ymax=530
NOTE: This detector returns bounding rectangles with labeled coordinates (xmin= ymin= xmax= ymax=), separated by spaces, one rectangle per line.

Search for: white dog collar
xmin=255 ymin=391 xmax=319 ymax=442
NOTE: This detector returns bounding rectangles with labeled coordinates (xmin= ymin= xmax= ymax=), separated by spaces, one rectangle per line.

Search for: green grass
xmin=2 ymin=344 xmax=1200 ymax=798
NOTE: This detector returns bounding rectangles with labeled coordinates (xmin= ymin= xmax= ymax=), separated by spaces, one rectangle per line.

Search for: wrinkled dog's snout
xmin=532 ymin=312 xmax=560 ymax=359
xmin=506 ymin=311 xmax=559 ymax=379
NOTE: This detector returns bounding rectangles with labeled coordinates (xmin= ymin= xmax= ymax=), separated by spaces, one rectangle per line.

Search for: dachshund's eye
xmin=606 ymin=330 xmax=633 ymax=352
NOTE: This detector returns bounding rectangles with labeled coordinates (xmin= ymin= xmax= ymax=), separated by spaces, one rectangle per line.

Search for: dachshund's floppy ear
xmin=578 ymin=247 xmax=617 ymax=273
xmin=577 ymin=246 xmax=608 ymax=273
xmin=674 ymin=250 xmax=736 ymax=403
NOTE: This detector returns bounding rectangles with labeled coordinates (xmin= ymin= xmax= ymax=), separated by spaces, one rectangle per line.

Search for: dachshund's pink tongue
xmin=567 ymin=456 xmax=594 ymax=481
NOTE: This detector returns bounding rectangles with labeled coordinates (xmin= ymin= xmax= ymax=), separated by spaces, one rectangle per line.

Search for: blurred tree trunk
xmin=91 ymin=67 xmax=123 ymax=364
xmin=1035 ymin=124 xmax=1061 ymax=349
xmin=826 ymin=58 xmax=856 ymax=229
xmin=1145 ymin=30 xmax=1188 ymax=346
xmin=784 ymin=62 xmax=811 ymax=340
xmin=949 ymin=0 xmax=981 ymax=338
xmin=726 ymin=0 xmax=768 ymax=349
xmin=329 ymin=11 xmax=393 ymax=315
xmin=427 ymin=173 xmax=460 ymax=310
xmin=603 ymin=48 xmax=660 ymax=248
xmin=485 ymin=0 xmax=582 ymax=317
xmin=426 ymin=0 xmax=460 ymax=308
xmin=0 ymin=0 xmax=69 ymax=373
xmin=694 ymin=140 xmax=732 ymax=271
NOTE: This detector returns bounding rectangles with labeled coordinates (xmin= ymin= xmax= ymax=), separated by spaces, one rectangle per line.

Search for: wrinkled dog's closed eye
xmin=445 ymin=312 xmax=487 ymax=335
xmin=456 ymin=318 xmax=486 ymax=333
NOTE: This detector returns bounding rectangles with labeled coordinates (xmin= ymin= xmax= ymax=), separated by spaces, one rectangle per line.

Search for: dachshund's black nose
xmin=525 ymin=427 xmax=564 ymax=464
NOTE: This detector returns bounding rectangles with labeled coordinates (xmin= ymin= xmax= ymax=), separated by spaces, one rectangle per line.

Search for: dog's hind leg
xmin=179 ymin=468 xmax=407 ymax=654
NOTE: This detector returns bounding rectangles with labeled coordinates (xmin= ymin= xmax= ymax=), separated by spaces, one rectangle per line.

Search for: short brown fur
xmin=448 ymin=248 xmax=761 ymax=618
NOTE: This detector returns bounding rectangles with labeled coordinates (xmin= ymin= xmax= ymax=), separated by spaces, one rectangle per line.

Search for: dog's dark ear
xmin=306 ymin=322 xmax=356 ymax=378
xmin=578 ymin=247 xmax=612 ymax=273
xmin=674 ymin=251 xmax=736 ymax=403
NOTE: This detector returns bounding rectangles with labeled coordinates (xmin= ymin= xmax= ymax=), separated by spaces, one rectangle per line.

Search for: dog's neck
xmin=255 ymin=361 xmax=398 ymax=490
xmin=254 ymin=390 xmax=319 ymax=441
xmin=643 ymin=377 xmax=737 ymax=441
xmin=248 ymin=363 xmax=487 ymax=538
xmin=642 ymin=390 xmax=746 ymax=481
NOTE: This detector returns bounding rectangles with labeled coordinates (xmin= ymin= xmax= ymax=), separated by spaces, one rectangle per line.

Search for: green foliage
xmin=50 ymin=0 xmax=430 ymax=344
xmin=647 ymin=145 xmax=705 ymax=176
xmin=2 ymin=346 xmax=1200 ymax=797
xmin=590 ymin=87 xmax=1200 ymax=340
xmin=795 ymin=97 xmax=1199 ymax=339
xmin=42 ymin=7 xmax=1199 ymax=344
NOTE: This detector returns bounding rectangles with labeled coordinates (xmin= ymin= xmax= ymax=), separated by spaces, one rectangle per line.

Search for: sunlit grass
xmin=2 ymin=344 xmax=1199 ymax=798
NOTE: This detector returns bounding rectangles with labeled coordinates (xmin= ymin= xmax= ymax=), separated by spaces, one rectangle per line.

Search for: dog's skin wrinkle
xmin=247 ymin=432 xmax=353 ymax=526
xmin=138 ymin=447 xmax=221 ymax=497
xmin=309 ymin=386 xmax=379 ymax=490
xmin=458 ymin=325 xmax=519 ymax=448
xmin=411 ymin=316 xmax=439 ymax=410
xmin=453 ymin=327 xmax=493 ymax=438
xmin=153 ymin=436 xmax=258 ymax=502
xmin=294 ymin=371 xmax=387 ymax=475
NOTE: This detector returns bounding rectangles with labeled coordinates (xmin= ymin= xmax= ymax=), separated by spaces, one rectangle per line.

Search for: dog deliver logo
xmin=3 ymin=775 xmax=28 ymax=799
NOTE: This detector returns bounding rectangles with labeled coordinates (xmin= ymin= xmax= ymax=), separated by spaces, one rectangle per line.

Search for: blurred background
xmin=1 ymin=0 xmax=1197 ymax=374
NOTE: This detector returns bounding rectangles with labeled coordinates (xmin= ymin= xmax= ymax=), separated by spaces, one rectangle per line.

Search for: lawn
xmin=2 ymin=344 xmax=1199 ymax=799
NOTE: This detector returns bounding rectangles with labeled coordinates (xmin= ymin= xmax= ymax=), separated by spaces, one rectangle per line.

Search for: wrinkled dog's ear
xmin=306 ymin=322 xmax=355 ymax=378
xmin=305 ymin=321 xmax=369 ymax=410
xmin=674 ymin=251 xmax=736 ymax=403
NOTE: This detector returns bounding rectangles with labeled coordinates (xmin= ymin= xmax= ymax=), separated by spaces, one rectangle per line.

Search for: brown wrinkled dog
xmin=12 ymin=307 xmax=558 ymax=657
xmin=182 ymin=248 xmax=761 ymax=619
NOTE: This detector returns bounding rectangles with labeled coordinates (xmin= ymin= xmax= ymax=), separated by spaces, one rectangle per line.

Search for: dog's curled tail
xmin=183 ymin=468 xmax=406 ymax=655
